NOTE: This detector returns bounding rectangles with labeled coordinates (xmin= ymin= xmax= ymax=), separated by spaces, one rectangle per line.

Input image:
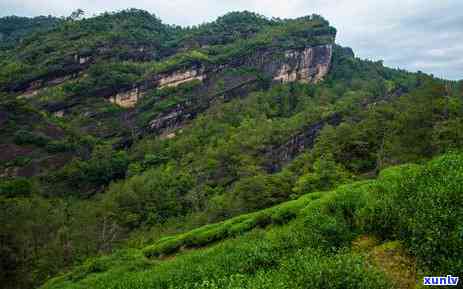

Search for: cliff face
xmin=273 ymin=45 xmax=332 ymax=83
xmin=261 ymin=85 xmax=408 ymax=173
xmin=114 ymin=44 xmax=333 ymax=136
xmin=1 ymin=13 xmax=337 ymax=152
xmin=105 ymin=44 xmax=332 ymax=109
xmin=109 ymin=88 xmax=142 ymax=108
xmin=157 ymin=68 xmax=207 ymax=89
xmin=2 ymin=12 xmax=338 ymax=162
xmin=263 ymin=113 xmax=342 ymax=172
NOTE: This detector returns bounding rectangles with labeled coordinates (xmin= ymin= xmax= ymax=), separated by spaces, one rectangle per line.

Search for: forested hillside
xmin=0 ymin=9 xmax=462 ymax=289
xmin=41 ymin=152 xmax=463 ymax=289
xmin=0 ymin=15 xmax=61 ymax=49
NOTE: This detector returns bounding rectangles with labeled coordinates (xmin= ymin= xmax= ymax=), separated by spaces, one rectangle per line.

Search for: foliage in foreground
xmin=41 ymin=152 xmax=463 ymax=289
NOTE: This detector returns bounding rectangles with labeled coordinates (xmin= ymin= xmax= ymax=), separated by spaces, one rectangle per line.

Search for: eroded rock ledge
xmin=108 ymin=44 xmax=333 ymax=109
xmin=273 ymin=45 xmax=332 ymax=84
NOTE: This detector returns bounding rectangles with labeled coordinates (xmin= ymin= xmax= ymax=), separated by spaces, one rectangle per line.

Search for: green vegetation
xmin=43 ymin=145 xmax=129 ymax=196
xmin=135 ymin=79 xmax=203 ymax=127
xmin=0 ymin=9 xmax=462 ymax=289
xmin=143 ymin=192 xmax=322 ymax=257
xmin=0 ymin=9 xmax=334 ymax=93
xmin=40 ymin=153 xmax=463 ymax=289
xmin=3 ymin=54 xmax=462 ymax=289
xmin=0 ymin=16 xmax=61 ymax=49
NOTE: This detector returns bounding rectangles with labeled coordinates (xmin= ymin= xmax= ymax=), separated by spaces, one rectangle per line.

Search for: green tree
xmin=293 ymin=154 xmax=350 ymax=196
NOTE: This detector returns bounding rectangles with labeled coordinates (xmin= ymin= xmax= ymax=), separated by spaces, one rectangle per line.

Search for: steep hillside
xmin=41 ymin=153 xmax=463 ymax=289
xmin=0 ymin=9 xmax=462 ymax=289
xmin=1 ymin=10 xmax=337 ymax=180
xmin=0 ymin=98 xmax=93 ymax=178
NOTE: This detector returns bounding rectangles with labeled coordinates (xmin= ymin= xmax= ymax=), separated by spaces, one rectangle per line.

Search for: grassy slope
xmin=41 ymin=152 xmax=463 ymax=289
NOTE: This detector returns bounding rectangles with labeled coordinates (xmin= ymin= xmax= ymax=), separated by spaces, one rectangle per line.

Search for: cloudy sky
xmin=1 ymin=0 xmax=461 ymax=80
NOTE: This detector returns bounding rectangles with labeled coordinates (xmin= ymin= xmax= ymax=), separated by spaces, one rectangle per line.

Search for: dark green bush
xmin=185 ymin=225 xmax=230 ymax=247
xmin=303 ymin=207 xmax=353 ymax=250
xmin=45 ymin=140 xmax=75 ymax=153
xmin=143 ymin=236 xmax=183 ymax=258
xmin=8 ymin=156 xmax=32 ymax=167
xmin=0 ymin=178 xmax=33 ymax=196
xmin=270 ymin=206 xmax=297 ymax=225
xmin=362 ymin=153 xmax=463 ymax=274
xmin=14 ymin=129 xmax=51 ymax=146
xmin=45 ymin=146 xmax=129 ymax=196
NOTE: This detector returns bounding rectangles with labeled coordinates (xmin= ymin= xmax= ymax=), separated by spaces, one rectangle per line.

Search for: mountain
xmin=0 ymin=9 xmax=462 ymax=289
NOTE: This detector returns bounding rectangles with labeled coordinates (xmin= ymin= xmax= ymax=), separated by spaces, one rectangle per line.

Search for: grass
xmin=143 ymin=191 xmax=324 ymax=258
xmin=41 ymin=152 xmax=463 ymax=289
xmin=368 ymin=241 xmax=416 ymax=289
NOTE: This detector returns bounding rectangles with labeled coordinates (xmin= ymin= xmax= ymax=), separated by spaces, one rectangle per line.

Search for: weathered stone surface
xmin=109 ymin=87 xmax=143 ymax=108
xmin=18 ymin=89 xmax=40 ymax=99
xmin=18 ymin=75 xmax=74 ymax=99
xmin=79 ymin=56 xmax=91 ymax=64
xmin=53 ymin=110 xmax=65 ymax=117
xmin=273 ymin=45 xmax=333 ymax=83
xmin=18 ymin=80 xmax=43 ymax=99
xmin=263 ymin=113 xmax=342 ymax=172
xmin=108 ymin=44 xmax=333 ymax=110
xmin=131 ymin=44 xmax=334 ymax=134
xmin=107 ymin=67 xmax=206 ymax=108
xmin=261 ymin=86 xmax=407 ymax=173
xmin=149 ymin=105 xmax=190 ymax=132
xmin=157 ymin=68 xmax=206 ymax=89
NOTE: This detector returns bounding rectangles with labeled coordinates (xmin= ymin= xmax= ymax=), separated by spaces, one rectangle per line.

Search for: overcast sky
xmin=1 ymin=0 xmax=461 ymax=80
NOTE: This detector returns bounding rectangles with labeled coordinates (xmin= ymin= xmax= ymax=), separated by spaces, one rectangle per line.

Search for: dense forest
xmin=0 ymin=9 xmax=462 ymax=289
xmin=0 ymin=15 xmax=62 ymax=49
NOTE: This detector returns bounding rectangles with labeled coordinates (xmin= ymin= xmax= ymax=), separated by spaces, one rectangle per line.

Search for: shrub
xmin=227 ymin=218 xmax=257 ymax=235
xmin=143 ymin=236 xmax=184 ymax=258
xmin=261 ymin=250 xmax=392 ymax=289
xmin=303 ymin=207 xmax=353 ymax=250
xmin=142 ymin=191 xmax=322 ymax=258
xmin=45 ymin=146 xmax=129 ymax=196
xmin=0 ymin=178 xmax=33 ymax=196
xmin=270 ymin=205 xmax=298 ymax=225
xmin=185 ymin=225 xmax=230 ymax=247
xmin=292 ymin=154 xmax=351 ymax=196
xmin=14 ymin=129 xmax=51 ymax=146
xmin=45 ymin=140 xmax=74 ymax=153
xmin=362 ymin=153 xmax=463 ymax=274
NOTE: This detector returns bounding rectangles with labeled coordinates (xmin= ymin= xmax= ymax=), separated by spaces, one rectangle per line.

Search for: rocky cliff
xmin=106 ymin=44 xmax=332 ymax=107
xmin=263 ymin=113 xmax=342 ymax=172
xmin=0 ymin=11 xmax=338 ymax=177
xmin=272 ymin=45 xmax=333 ymax=83
xmin=124 ymin=44 xmax=333 ymax=135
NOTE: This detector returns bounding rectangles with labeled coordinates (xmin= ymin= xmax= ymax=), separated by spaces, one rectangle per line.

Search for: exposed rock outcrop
xmin=142 ymin=45 xmax=333 ymax=131
xmin=144 ymin=74 xmax=261 ymax=134
xmin=261 ymin=86 xmax=407 ymax=173
xmin=109 ymin=87 xmax=142 ymax=108
xmin=263 ymin=113 xmax=342 ymax=172
xmin=157 ymin=68 xmax=206 ymax=89
xmin=107 ymin=44 xmax=332 ymax=112
xmin=149 ymin=105 xmax=189 ymax=132
xmin=273 ymin=45 xmax=332 ymax=83
xmin=18 ymin=75 xmax=74 ymax=99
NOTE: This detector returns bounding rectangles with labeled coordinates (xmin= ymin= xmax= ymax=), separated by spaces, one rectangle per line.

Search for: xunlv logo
xmin=423 ymin=275 xmax=459 ymax=286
